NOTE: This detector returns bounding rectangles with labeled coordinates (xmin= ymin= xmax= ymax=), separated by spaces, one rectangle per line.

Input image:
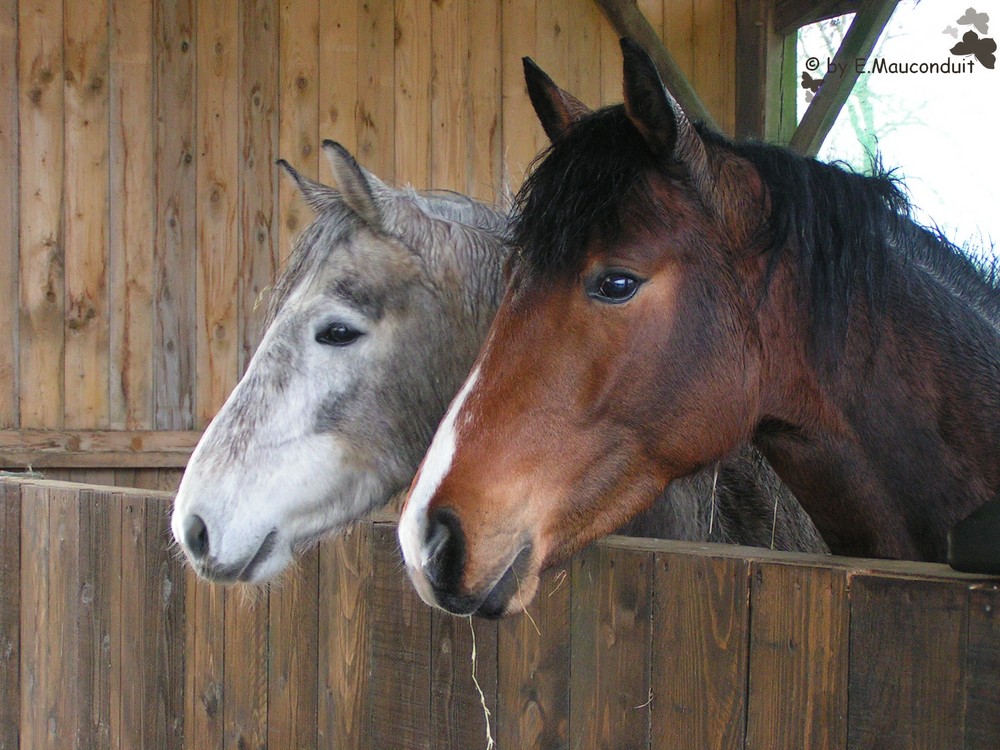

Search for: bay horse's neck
xmin=756 ymin=230 xmax=1000 ymax=561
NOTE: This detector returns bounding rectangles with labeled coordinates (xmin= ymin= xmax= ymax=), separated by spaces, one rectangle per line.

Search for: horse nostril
xmin=424 ymin=508 xmax=465 ymax=589
xmin=183 ymin=514 xmax=210 ymax=560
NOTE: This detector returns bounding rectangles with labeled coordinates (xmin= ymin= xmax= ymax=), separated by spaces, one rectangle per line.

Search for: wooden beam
xmin=0 ymin=429 xmax=201 ymax=468
xmin=788 ymin=0 xmax=897 ymax=156
xmin=592 ymin=0 xmax=721 ymax=131
xmin=774 ymin=0 xmax=864 ymax=36
xmin=735 ymin=0 xmax=798 ymax=143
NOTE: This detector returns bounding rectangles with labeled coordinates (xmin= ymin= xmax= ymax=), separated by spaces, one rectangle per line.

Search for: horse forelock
xmin=511 ymin=101 xmax=998 ymax=369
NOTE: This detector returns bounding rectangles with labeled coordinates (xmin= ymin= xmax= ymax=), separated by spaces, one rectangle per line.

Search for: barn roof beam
xmin=788 ymin=0 xmax=898 ymax=155
xmin=593 ymin=0 xmax=721 ymax=132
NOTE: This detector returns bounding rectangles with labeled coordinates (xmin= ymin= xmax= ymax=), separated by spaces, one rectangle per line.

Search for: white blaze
xmin=398 ymin=366 xmax=480 ymax=601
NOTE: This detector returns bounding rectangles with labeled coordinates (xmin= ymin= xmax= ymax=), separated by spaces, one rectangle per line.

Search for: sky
xmin=797 ymin=0 xmax=999 ymax=260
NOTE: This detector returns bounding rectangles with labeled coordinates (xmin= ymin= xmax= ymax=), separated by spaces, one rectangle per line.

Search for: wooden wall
xmin=0 ymin=0 xmax=737 ymax=484
xmin=3 ymin=476 xmax=999 ymax=749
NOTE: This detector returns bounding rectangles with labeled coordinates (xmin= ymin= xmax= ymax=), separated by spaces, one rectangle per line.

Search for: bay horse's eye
xmin=315 ymin=323 xmax=363 ymax=347
xmin=590 ymin=272 xmax=641 ymax=304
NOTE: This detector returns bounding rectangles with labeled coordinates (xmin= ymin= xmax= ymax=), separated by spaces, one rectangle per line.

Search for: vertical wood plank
xmin=118 ymin=492 xmax=146 ymax=749
xmin=144 ymin=497 xmax=185 ymax=749
xmin=570 ymin=544 xmax=653 ymax=750
xmin=965 ymin=585 xmax=1000 ymax=748
xmin=745 ymin=563 xmax=848 ymax=750
xmin=184 ymin=569 xmax=225 ymax=750
xmin=430 ymin=613 xmax=498 ymax=749
xmin=238 ymin=0 xmax=278 ymax=372
xmin=18 ymin=0 xmax=65 ymax=429
xmin=63 ymin=0 xmax=110 ymax=429
xmin=690 ymin=0 xmax=735 ymax=133
xmin=78 ymin=487 xmax=118 ymax=750
xmin=356 ymin=0 xmax=395 ymax=180
xmin=496 ymin=564 xmax=571 ymax=750
xmin=109 ymin=0 xmax=155 ymax=429
xmin=650 ymin=552 xmax=749 ymax=750
xmin=196 ymin=0 xmax=239 ymax=425
xmin=500 ymin=0 xmax=540 ymax=195
xmin=430 ymin=0 xmax=469 ymax=193
xmin=370 ymin=523 xmax=432 ymax=750
xmin=44 ymin=485 xmax=83 ymax=747
xmin=468 ymin=0 xmax=503 ymax=201
xmin=393 ymin=0 xmax=431 ymax=188
xmin=0 ymin=482 xmax=20 ymax=750
xmin=848 ymin=576 xmax=968 ymax=750
xmin=222 ymin=586 xmax=268 ymax=749
xmin=317 ymin=0 xmax=357 ymax=164
xmin=267 ymin=550 xmax=320 ymax=750
xmin=0 ymin=0 xmax=17 ymax=429
xmin=19 ymin=484 xmax=49 ymax=749
xmin=105 ymin=489 xmax=124 ymax=750
xmin=278 ymin=0 xmax=318 ymax=264
xmin=318 ymin=523 xmax=373 ymax=750
xmin=154 ymin=0 xmax=196 ymax=429
xmin=598 ymin=1 xmax=620 ymax=106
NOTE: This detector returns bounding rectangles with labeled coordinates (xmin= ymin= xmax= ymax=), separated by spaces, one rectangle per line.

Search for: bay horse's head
xmin=399 ymin=40 xmax=775 ymax=617
xmin=172 ymin=142 xmax=507 ymax=584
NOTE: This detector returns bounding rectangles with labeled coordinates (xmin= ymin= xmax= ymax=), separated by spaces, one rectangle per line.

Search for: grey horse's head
xmin=171 ymin=141 xmax=508 ymax=584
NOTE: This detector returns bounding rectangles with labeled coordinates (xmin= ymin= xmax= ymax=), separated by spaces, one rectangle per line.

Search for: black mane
xmin=512 ymin=103 xmax=998 ymax=359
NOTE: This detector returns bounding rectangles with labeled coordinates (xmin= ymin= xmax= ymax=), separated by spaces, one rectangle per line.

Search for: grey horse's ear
xmin=277 ymin=159 xmax=340 ymax=213
xmin=523 ymin=57 xmax=591 ymax=142
xmin=322 ymin=140 xmax=385 ymax=229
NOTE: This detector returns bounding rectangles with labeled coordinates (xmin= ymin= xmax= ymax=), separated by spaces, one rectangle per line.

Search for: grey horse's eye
xmin=315 ymin=323 xmax=363 ymax=347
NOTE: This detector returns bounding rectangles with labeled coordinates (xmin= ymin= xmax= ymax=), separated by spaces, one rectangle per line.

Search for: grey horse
xmin=171 ymin=141 xmax=825 ymax=584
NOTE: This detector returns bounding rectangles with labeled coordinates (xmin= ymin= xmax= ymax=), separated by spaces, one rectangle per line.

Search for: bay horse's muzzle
xmin=417 ymin=507 xmax=533 ymax=618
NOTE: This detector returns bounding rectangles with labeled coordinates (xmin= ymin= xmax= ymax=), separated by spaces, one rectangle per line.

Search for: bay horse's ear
xmin=523 ymin=57 xmax=591 ymax=142
xmin=620 ymin=38 xmax=716 ymax=206
xmin=321 ymin=139 xmax=385 ymax=229
xmin=276 ymin=159 xmax=341 ymax=214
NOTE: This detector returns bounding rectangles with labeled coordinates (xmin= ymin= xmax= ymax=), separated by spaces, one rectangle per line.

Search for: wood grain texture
xmin=431 ymin=613 xmax=498 ymax=749
xmin=109 ymin=0 xmax=155 ymax=430
xmin=118 ymin=491 xmax=146 ymax=749
xmin=497 ymin=564 xmax=571 ymax=750
xmin=278 ymin=0 xmax=318 ymax=266
xmin=469 ymin=0 xmax=503 ymax=201
xmin=965 ymin=585 xmax=1000 ymax=748
xmin=195 ymin=0 xmax=239 ymax=425
xmin=848 ymin=575 xmax=968 ymax=750
xmin=0 ymin=482 xmax=20 ymax=750
xmin=222 ymin=577 xmax=268 ymax=749
xmin=184 ymin=571 xmax=224 ymax=750
xmin=0 ymin=428 xmax=200 ymax=468
xmin=500 ymin=0 xmax=541 ymax=195
xmin=370 ymin=523 xmax=432 ymax=750
xmin=317 ymin=0 xmax=358 ymax=163
xmin=0 ymin=0 xmax=17 ymax=429
xmin=63 ymin=0 xmax=110 ymax=429
xmin=267 ymin=549 xmax=320 ymax=750
xmin=153 ymin=0 xmax=196 ymax=429
xmin=357 ymin=0 xmax=395 ymax=180
xmin=650 ymin=550 xmax=749 ymax=750
xmin=238 ymin=0 xmax=278 ymax=372
xmin=570 ymin=543 xmax=653 ymax=750
xmin=18 ymin=0 xmax=65 ymax=430
xmin=394 ymin=0 xmax=431 ymax=188
xmin=431 ymin=0 xmax=470 ymax=193
xmin=746 ymin=563 xmax=848 ymax=750
xmin=318 ymin=522 xmax=373 ymax=750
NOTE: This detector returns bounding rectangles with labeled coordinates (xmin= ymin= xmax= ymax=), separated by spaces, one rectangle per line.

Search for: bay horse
xmin=170 ymin=141 xmax=823 ymax=583
xmin=398 ymin=39 xmax=1000 ymax=617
